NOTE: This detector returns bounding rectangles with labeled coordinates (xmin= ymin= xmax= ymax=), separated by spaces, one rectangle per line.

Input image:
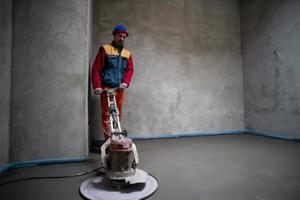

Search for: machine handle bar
xmin=102 ymin=87 xmax=119 ymax=93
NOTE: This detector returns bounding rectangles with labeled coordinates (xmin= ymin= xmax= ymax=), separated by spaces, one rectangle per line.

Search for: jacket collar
xmin=111 ymin=41 xmax=123 ymax=52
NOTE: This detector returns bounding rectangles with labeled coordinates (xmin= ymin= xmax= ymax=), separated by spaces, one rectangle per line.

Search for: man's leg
xmin=101 ymin=92 xmax=110 ymax=141
xmin=115 ymin=89 xmax=125 ymax=120
xmin=101 ymin=89 xmax=125 ymax=141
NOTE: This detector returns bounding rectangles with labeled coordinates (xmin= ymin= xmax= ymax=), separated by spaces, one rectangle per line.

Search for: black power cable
xmin=0 ymin=166 xmax=104 ymax=186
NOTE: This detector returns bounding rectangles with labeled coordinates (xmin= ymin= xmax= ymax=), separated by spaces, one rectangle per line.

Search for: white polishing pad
xmin=79 ymin=169 xmax=158 ymax=200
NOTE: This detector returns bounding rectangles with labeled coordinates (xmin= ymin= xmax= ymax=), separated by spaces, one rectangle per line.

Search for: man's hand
xmin=119 ymin=83 xmax=128 ymax=89
xmin=94 ymin=88 xmax=103 ymax=95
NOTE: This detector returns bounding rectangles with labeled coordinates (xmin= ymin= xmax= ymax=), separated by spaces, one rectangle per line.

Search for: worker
xmin=91 ymin=24 xmax=134 ymax=140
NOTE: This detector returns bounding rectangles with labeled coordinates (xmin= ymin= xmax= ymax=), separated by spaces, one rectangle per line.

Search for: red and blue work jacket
xmin=92 ymin=43 xmax=134 ymax=89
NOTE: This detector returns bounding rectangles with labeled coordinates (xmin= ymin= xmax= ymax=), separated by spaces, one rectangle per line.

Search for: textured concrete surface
xmin=91 ymin=0 xmax=244 ymax=140
xmin=0 ymin=134 xmax=299 ymax=200
xmin=9 ymin=0 xmax=89 ymax=162
xmin=0 ymin=0 xmax=12 ymax=166
xmin=241 ymin=0 xmax=300 ymax=137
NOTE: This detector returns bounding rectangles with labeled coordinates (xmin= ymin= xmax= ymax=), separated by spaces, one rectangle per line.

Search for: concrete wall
xmin=241 ymin=0 xmax=300 ymax=137
xmin=10 ymin=0 xmax=89 ymax=162
xmin=0 ymin=0 xmax=12 ymax=166
xmin=91 ymin=0 xmax=244 ymax=139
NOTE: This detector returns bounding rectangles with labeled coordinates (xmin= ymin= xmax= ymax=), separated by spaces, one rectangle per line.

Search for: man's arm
xmin=91 ymin=47 xmax=105 ymax=92
xmin=122 ymin=54 xmax=134 ymax=87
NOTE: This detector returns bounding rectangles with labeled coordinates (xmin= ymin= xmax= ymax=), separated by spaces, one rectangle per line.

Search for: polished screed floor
xmin=0 ymin=134 xmax=299 ymax=200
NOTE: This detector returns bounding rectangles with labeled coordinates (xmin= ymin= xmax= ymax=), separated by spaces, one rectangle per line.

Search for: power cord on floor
xmin=0 ymin=166 xmax=105 ymax=186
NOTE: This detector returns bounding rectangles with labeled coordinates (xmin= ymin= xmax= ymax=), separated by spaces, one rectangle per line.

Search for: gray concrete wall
xmin=0 ymin=0 xmax=12 ymax=166
xmin=241 ymin=0 xmax=300 ymax=137
xmin=92 ymin=0 xmax=244 ymax=139
xmin=10 ymin=0 xmax=89 ymax=162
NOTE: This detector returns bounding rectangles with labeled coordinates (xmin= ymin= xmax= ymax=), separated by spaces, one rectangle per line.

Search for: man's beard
xmin=117 ymin=40 xmax=124 ymax=45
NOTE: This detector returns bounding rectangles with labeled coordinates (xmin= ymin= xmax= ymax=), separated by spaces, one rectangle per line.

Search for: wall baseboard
xmin=129 ymin=129 xmax=247 ymax=140
xmin=245 ymin=128 xmax=300 ymax=142
xmin=0 ymin=156 xmax=87 ymax=174
xmin=129 ymin=128 xmax=299 ymax=142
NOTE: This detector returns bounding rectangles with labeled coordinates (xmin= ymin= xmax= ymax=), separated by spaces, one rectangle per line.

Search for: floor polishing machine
xmin=100 ymin=88 xmax=147 ymax=187
xmin=80 ymin=88 xmax=158 ymax=200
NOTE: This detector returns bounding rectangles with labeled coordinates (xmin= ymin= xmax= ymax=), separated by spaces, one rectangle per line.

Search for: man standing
xmin=92 ymin=24 xmax=134 ymax=140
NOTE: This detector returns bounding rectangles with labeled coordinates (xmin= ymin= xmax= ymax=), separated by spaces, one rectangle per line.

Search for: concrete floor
xmin=0 ymin=134 xmax=299 ymax=200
